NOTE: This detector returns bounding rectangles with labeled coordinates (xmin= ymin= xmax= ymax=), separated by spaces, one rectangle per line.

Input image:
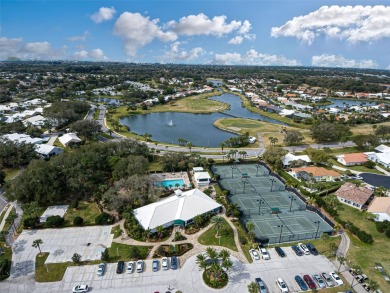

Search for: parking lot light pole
xmin=255 ymin=164 xmax=260 ymax=177
xmin=277 ymin=225 xmax=284 ymax=243
xmin=257 ymin=197 xmax=264 ymax=215
xmin=270 ymin=178 xmax=276 ymax=192
xmin=314 ymin=221 xmax=320 ymax=239
xmin=231 ymin=166 xmax=234 ymax=179
xmin=242 ymin=179 xmax=248 ymax=194
xmin=288 ymin=196 xmax=297 ymax=212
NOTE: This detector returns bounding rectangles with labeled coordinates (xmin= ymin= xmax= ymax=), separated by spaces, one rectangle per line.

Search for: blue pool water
xmin=156 ymin=179 xmax=185 ymax=188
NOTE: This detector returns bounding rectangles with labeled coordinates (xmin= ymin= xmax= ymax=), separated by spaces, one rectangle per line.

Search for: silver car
xmin=313 ymin=274 xmax=326 ymax=289
xmin=321 ymin=272 xmax=335 ymax=287
xmin=255 ymin=277 xmax=268 ymax=293
xmin=97 ymin=263 xmax=106 ymax=276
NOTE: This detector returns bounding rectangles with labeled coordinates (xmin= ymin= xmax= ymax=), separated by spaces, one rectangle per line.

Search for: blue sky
xmin=1 ymin=0 xmax=390 ymax=69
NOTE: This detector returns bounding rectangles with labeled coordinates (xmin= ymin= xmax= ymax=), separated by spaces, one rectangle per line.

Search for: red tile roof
xmin=335 ymin=183 xmax=373 ymax=205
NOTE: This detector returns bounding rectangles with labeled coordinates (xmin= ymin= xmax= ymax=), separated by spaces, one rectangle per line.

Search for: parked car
xmin=126 ymin=261 xmax=135 ymax=274
xmin=298 ymin=243 xmax=310 ymax=255
xmin=312 ymin=274 xmax=326 ymax=289
xmin=152 ymin=259 xmax=159 ymax=272
xmin=116 ymin=261 xmax=125 ymax=274
xmin=250 ymin=249 xmax=260 ymax=260
xmin=97 ymin=263 xmax=106 ymax=276
xmin=259 ymin=248 xmax=270 ymax=260
xmin=162 ymin=257 xmax=169 ymax=270
xmin=291 ymin=245 xmax=303 ymax=256
xmin=321 ymin=272 xmax=335 ymax=287
xmin=303 ymin=275 xmax=316 ymax=289
xmin=274 ymin=246 xmax=286 ymax=257
xmin=136 ymin=260 xmax=144 ymax=273
xmin=356 ymin=274 xmax=368 ymax=283
xmin=276 ymin=278 xmax=289 ymax=293
xmin=294 ymin=275 xmax=308 ymax=291
xmin=171 ymin=256 xmax=178 ymax=270
xmin=330 ymin=271 xmax=344 ymax=286
xmin=255 ymin=277 xmax=268 ymax=293
xmin=306 ymin=243 xmax=319 ymax=255
xmin=72 ymin=285 xmax=89 ymax=293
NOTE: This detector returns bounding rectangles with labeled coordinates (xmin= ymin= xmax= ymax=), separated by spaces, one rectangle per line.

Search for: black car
xmin=116 ymin=260 xmax=125 ymax=274
xmin=275 ymin=246 xmax=286 ymax=257
xmin=291 ymin=245 xmax=303 ymax=256
xmin=171 ymin=256 xmax=178 ymax=270
xmin=295 ymin=275 xmax=309 ymax=291
xmin=306 ymin=243 xmax=319 ymax=255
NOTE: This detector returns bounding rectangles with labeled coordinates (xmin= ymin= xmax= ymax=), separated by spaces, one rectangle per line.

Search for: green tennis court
xmin=211 ymin=163 xmax=334 ymax=244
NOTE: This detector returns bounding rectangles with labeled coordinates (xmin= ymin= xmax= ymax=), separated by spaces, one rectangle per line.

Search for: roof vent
xmin=174 ymin=189 xmax=183 ymax=197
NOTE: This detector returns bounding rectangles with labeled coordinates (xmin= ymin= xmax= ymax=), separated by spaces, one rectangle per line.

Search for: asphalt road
xmin=361 ymin=173 xmax=390 ymax=188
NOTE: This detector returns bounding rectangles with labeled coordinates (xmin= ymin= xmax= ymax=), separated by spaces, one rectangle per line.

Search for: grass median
xmin=198 ymin=218 xmax=238 ymax=251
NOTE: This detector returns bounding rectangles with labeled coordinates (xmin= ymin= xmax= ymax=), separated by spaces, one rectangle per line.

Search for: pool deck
xmin=151 ymin=171 xmax=191 ymax=189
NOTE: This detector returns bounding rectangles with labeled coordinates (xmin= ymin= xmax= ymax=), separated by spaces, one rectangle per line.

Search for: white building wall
xmin=337 ymin=196 xmax=363 ymax=210
xmin=373 ymin=213 xmax=390 ymax=222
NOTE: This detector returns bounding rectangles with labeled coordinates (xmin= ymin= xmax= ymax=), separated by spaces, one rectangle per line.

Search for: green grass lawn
xmin=198 ymin=218 xmax=238 ymax=251
xmin=111 ymin=226 xmax=122 ymax=239
xmin=107 ymin=243 xmax=152 ymax=262
xmin=63 ymin=201 xmax=101 ymax=226
xmin=147 ymin=158 xmax=163 ymax=172
xmin=0 ymin=242 xmax=12 ymax=280
xmin=231 ymin=220 xmax=253 ymax=263
xmin=336 ymin=205 xmax=390 ymax=291
xmin=3 ymin=168 xmax=21 ymax=182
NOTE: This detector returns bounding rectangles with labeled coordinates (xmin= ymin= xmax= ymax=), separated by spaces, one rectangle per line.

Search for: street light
xmin=242 ymin=179 xmax=248 ymax=194
xmin=270 ymin=178 xmax=276 ymax=192
xmin=231 ymin=166 xmax=235 ymax=179
xmin=257 ymin=197 xmax=265 ymax=215
xmin=277 ymin=225 xmax=284 ymax=243
xmin=255 ymin=164 xmax=261 ymax=177
xmin=314 ymin=221 xmax=321 ymax=239
xmin=288 ymin=196 xmax=297 ymax=212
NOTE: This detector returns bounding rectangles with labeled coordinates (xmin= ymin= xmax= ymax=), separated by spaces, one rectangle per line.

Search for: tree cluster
xmin=0 ymin=139 xmax=37 ymax=168
xmin=310 ymin=122 xmax=352 ymax=143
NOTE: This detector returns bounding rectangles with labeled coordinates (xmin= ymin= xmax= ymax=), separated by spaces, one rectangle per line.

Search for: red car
xmin=303 ymin=274 xmax=316 ymax=289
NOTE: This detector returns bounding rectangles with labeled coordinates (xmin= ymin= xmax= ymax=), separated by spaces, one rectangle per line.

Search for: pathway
xmin=47 ymin=135 xmax=58 ymax=146
xmin=374 ymin=165 xmax=390 ymax=176
xmin=332 ymin=165 xmax=361 ymax=175
xmin=0 ymin=204 xmax=12 ymax=231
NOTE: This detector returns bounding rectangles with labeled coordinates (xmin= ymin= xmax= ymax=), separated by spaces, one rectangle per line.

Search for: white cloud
xmin=73 ymin=48 xmax=108 ymax=60
xmin=271 ymin=5 xmax=390 ymax=44
xmin=160 ymin=42 xmax=204 ymax=62
xmin=68 ymin=31 xmax=90 ymax=42
xmin=168 ymin=13 xmax=242 ymax=36
xmin=114 ymin=12 xmax=177 ymax=56
xmin=387 ymin=64 xmax=390 ymax=70
xmin=312 ymin=54 xmax=378 ymax=69
xmin=239 ymin=20 xmax=251 ymax=34
xmin=91 ymin=6 xmax=116 ymax=23
xmin=228 ymin=36 xmax=243 ymax=45
xmin=213 ymin=49 xmax=301 ymax=66
xmin=0 ymin=37 xmax=66 ymax=60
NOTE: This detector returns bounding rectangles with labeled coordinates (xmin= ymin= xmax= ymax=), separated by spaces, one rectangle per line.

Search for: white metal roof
xmin=35 ymin=144 xmax=63 ymax=156
xmin=194 ymin=172 xmax=211 ymax=180
xmin=282 ymin=153 xmax=311 ymax=165
xmin=133 ymin=188 xmax=221 ymax=230
xmin=58 ymin=133 xmax=82 ymax=146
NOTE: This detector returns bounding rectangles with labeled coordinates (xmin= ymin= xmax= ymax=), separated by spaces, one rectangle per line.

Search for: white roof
xmin=194 ymin=172 xmax=211 ymax=180
xmin=282 ymin=153 xmax=311 ymax=165
xmin=35 ymin=144 xmax=63 ymax=156
xmin=193 ymin=167 xmax=204 ymax=172
xmin=366 ymin=152 xmax=390 ymax=164
xmin=133 ymin=188 xmax=221 ymax=230
xmin=375 ymin=144 xmax=390 ymax=153
xmin=2 ymin=133 xmax=44 ymax=144
xmin=58 ymin=133 xmax=82 ymax=146
xmin=23 ymin=114 xmax=46 ymax=124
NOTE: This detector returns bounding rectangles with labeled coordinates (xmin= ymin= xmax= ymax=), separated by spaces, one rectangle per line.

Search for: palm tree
xmin=196 ymin=254 xmax=207 ymax=271
xmin=337 ymin=256 xmax=346 ymax=272
xmin=307 ymin=196 xmax=317 ymax=207
xmin=219 ymin=249 xmax=230 ymax=261
xmin=156 ymin=225 xmax=164 ymax=239
xmin=193 ymin=215 xmax=203 ymax=229
xmin=248 ymin=281 xmax=259 ymax=293
xmin=211 ymin=216 xmax=224 ymax=237
xmin=32 ymin=239 xmax=43 ymax=256
xmin=246 ymin=222 xmax=255 ymax=241
xmin=206 ymin=247 xmax=218 ymax=260
xmin=219 ymin=142 xmax=226 ymax=153
xmin=187 ymin=142 xmax=194 ymax=153
xmin=222 ymin=258 xmax=233 ymax=272
xmin=367 ymin=279 xmax=379 ymax=292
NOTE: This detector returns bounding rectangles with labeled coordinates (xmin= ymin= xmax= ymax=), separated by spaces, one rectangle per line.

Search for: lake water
xmin=207 ymin=79 xmax=224 ymax=86
xmin=119 ymin=93 xmax=285 ymax=147
xmin=319 ymin=99 xmax=377 ymax=108
xmin=94 ymin=97 xmax=120 ymax=105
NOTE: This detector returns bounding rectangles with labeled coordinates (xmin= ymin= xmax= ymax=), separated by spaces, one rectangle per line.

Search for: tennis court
xmin=211 ymin=164 xmax=333 ymax=244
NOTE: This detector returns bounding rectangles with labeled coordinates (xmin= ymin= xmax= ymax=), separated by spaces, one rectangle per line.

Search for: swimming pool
xmin=155 ymin=179 xmax=185 ymax=188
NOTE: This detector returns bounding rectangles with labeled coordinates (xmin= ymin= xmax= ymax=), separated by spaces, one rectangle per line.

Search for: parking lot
xmin=28 ymin=247 xmax=337 ymax=293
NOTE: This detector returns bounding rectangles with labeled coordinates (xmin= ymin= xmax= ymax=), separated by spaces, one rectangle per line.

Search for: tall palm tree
xmin=193 ymin=215 xmax=203 ymax=229
xmin=211 ymin=216 xmax=224 ymax=237
xmin=32 ymin=239 xmax=43 ymax=255
xmin=219 ymin=249 xmax=230 ymax=261
xmin=219 ymin=142 xmax=225 ymax=153
xmin=156 ymin=225 xmax=164 ymax=239
xmin=187 ymin=142 xmax=194 ymax=153
xmin=337 ymin=256 xmax=346 ymax=272
xmin=196 ymin=254 xmax=207 ymax=271
xmin=222 ymin=258 xmax=233 ymax=272
xmin=246 ymin=222 xmax=255 ymax=241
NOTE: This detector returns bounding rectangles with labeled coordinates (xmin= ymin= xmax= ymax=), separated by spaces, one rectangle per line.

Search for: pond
xmin=119 ymin=93 xmax=286 ymax=147
xmin=319 ymin=99 xmax=378 ymax=109
xmin=207 ymin=79 xmax=224 ymax=86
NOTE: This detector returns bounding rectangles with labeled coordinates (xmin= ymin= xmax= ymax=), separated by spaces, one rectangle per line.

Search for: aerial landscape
xmin=1 ymin=1 xmax=390 ymax=293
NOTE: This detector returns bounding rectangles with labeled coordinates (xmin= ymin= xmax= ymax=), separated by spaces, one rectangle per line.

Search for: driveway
xmin=361 ymin=173 xmax=390 ymax=189
xmin=9 ymin=226 xmax=113 ymax=279
xmin=25 ymin=248 xmax=338 ymax=293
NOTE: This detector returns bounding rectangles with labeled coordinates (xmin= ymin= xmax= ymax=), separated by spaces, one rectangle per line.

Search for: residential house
xmin=365 ymin=152 xmax=390 ymax=168
xmin=35 ymin=144 xmax=64 ymax=159
xmin=367 ymin=197 xmax=390 ymax=222
xmin=375 ymin=144 xmax=390 ymax=153
xmin=336 ymin=153 xmax=368 ymax=166
xmin=335 ymin=183 xmax=373 ymax=210
xmin=282 ymin=153 xmax=311 ymax=167
xmin=58 ymin=133 xmax=82 ymax=147
xmin=290 ymin=166 xmax=340 ymax=182
xmin=22 ymin=115 xmax=46 ymax=127
xmin=2 ymin=133 xmax=44 ymax=145
xmin=133 ymin=189 xmax=222 ymax=232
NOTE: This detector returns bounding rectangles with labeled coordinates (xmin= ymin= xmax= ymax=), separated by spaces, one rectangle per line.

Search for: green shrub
xmin=73 ymin=216 xmax=84 ymax=226
xmin=23 ymin=217 xmax=37 ymax=228
xmin=239 ymin=235 xmax=248 ymax=245
xmin=385 ymin=229 xmax=390 ymax=238
xmin=95 ymin=212 xmax=114 ymax=225
xmin=45 ymin=215 xmax=64 ymax=227
xmin=70 ymin=200 xmax=79 ymax=209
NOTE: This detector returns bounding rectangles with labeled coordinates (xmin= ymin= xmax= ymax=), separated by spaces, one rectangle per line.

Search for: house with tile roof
xmin=336 ymin=153 xmax=368 ymax=166
xmin=367 ymin=197 xmax=390 ymax=222
xmin=290 ymin=166 xmax=340 ymax=182
xmin=335 ymin=183 xmax=373 ymax=210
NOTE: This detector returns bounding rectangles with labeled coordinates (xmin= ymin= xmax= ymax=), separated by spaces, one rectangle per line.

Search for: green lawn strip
xmin=3 ymin=168 xmax=21 ymax=182
xmin=0 ymin=242 xmax=12 ymax=280
xmin=36 ymin=244 xmax=152 ymax=282
xmin=329 ymin=158 xmax=382 ymax=175
xmin=111 ymin=226 xmax=122 ymax=239
xmin=337 ymin=205 xmax=390 ymax=290
xmin=2 ymin=207 xmax=16 ymax=233
xmin=147 ymin=159 xmax=163 ymax=172
xmin=99 ymin=133 xmax=114 ymax=139
xmin=63 ymin=201 xmax=101 ymax=226
xmin=198 ymin=218 xmax=238 ymax=251
xmin=230 ymin=220 xmax=253 ymax=262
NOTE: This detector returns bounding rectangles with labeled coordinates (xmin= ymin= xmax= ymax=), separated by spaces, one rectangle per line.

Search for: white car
xmin=126 ymin=261 xmax=135 ymax=273
xmin=162 ymin=257 xmax=169 ymax=270
xmin=72 ymin=285 xmax=89 ymax=293
xmin=330 ymin=271 xmax=344 ymax=286
xmin=260 ymin=248 xmax=270 ymax=260
xmin=276 ymin=278 xmax=289 ymax=293
xmin=250 ymin=249 xmax=260 ymax=260
xmin=298 ymin=243 xmax=310 ymax=255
